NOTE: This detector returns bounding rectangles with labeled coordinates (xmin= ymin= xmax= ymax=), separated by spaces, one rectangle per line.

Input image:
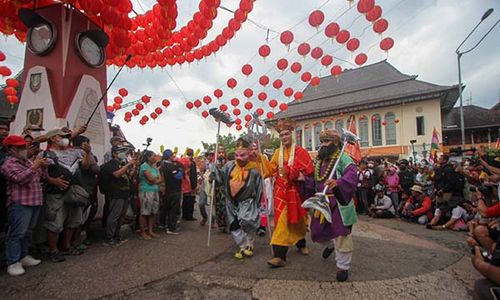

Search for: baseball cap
xmin=163 ymin=149 xmax=173 ymax=159
xmin=3 ymin=135 xmax=27 ymax=147
xmin=46 ymin=128 xmax=71 ymax=139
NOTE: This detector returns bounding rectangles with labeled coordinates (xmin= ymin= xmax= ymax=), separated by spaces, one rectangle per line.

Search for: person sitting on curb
xmin=368 ymin=184 xmax=395 ymax=218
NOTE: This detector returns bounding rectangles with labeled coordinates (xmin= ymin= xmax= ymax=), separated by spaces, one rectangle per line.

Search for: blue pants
xmin=5 ymin=204 xmax=41 ymax=266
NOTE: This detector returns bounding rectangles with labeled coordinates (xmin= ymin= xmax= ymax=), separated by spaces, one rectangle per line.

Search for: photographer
xmin=99 ymin=146 xmax=136 ymax=246
xmin=159 ymin=149 xmax=183 ymax=235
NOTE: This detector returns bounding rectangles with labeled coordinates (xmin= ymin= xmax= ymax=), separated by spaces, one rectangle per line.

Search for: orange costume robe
xmin=268 ymin=145 xmax=314 ymax=246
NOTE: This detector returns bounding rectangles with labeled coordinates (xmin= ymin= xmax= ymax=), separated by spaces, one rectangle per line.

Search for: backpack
xmin=98 ymin=163 xmax=111 ymax=195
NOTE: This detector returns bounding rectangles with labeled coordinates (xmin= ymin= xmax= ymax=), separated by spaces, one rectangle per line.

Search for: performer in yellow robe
xmin=266 ymin=119 xmax=314 ymax=267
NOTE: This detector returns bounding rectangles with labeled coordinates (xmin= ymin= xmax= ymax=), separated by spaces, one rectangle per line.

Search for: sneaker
xmin=49 ymin=251 xmax=66 ymax=263
xmin=166 ymin=229 xmax=180 ymax=235
xmin=103 ymin=239 xmax=118 ymax=246
xmin=336 ymin=269 xmax=349 ymax=282
xmin=21 ymin=255 xmax=41 ymax=267
xmin=158 ymin=224 xmax=166 ymax=229
xmin=7 ymin=262 xmax=25 ymax=276
xmin=322 ymin=247 xmax=334 ymax=259
xmin=257 ymin=227 xmax=266 ymax=237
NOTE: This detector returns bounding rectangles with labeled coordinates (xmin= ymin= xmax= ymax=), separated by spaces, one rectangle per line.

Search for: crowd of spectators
xmin=356 ymin=150 xmax=500 ymax=298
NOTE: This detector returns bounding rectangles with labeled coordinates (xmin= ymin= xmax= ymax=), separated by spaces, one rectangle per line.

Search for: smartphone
xmin=471 ymin=247 xmax=492 ymax=262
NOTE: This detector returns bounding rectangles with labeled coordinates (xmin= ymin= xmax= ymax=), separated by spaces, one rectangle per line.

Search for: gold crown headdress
xmin=319 ymin=129 xmax=340 ymax=142
xmin=235 ymin=137 xmax=250 ymax=150
xmin=275 ymin=118 xmax=296 ymax=133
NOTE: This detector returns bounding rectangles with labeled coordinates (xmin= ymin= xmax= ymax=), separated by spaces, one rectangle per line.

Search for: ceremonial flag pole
xmin=207 ymin=108 xmax=233 ymax=247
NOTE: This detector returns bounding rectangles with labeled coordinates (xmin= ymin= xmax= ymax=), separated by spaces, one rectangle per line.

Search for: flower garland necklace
xmin=314 ymin=150 xmax=340 ymax=182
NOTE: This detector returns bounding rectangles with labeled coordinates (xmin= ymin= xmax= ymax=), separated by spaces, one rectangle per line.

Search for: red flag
xmin=345 ymin=116 xmax=362 ymax=162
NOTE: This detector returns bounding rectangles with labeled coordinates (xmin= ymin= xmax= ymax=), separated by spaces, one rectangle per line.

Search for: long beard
xmin=317 ymin=143 xmax=338 ymax=160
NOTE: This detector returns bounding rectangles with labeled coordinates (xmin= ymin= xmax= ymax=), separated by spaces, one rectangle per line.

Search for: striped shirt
xmin=0 ymin=156 xmax=45 ymax=207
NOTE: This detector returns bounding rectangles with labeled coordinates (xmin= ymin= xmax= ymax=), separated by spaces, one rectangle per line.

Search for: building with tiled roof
xmin=271 ymin=60 xmax=462 ymax=159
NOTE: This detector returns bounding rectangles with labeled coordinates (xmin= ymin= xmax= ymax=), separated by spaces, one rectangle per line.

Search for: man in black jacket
xmin=159 ymin=149 xmax=183 ymax=234
xmin=434 ymin=154 xmax=464 ymax=197
xmin=182 ymin=148 xmax=198 ymax=221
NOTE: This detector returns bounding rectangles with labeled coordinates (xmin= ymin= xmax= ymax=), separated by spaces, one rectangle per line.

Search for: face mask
xmin=117 ymin=153 xmax=127 ymax=162
xmin=58 ymin=138 xmax=70 ymax=147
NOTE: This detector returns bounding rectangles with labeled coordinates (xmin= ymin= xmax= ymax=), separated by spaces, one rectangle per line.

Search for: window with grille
xmin=416 ymin=116 xmax=425 ymax=136
xmin=371 ymin=114 xmax=382 ymax=146
xmin=358 ymin=118 xmax=369 ymax=147
xmin=385 ymin=112 xmax=396 ymax=145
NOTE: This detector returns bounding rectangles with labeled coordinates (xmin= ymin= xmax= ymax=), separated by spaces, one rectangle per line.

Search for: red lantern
xmin=114 ymin=96 xmax=123 ymax=104
xmin=310 ymin=76 xmax=321 ymax=87
xmin=366 ymin=5 xmax=382 ymax=22
xmin=279 ymin=103 xmax=288 ymax=112
xmin=125 ymin=111 xmax=133 ymax=118
xmin=290 ymin=62 xmax=302 ymax=73
xmin=136 ymin=103 xmax=144 ymax=110
xmin=394 ymin=118 xmax=400 ymax=124
xmin=233 ymin=108 xmax=241 ymax=116
xmin=5 ymin=78 xmax=19 ymax=88
xmin=162 ymin=99 xmax=170 ymax=107
xmin=241 ymin=64 xmax=253 ymax=76
xmin=301 ymin=72 xmax=312 ymax=82
xmin=308 ymin=10 xmax=325 ymax=28
xmin=373 ymin=18 xmax=389 ymax=34
xmin=273 ymin=79 xmax=283 ymax=89
xmin=139 ymin=119 xmax=146 ymax=126
xmin=311 ymin=47 xmax=324 ymax=60
xmin=321 ymin=55 xmax=333 ymax=67
xmin=150 ymin=112 xmax=158 ymax=120
xmin=259 ymin=75 xmax=269 ymax=86
xmin=124 ymin=117 xmax=131 ymax=123
xmin=132 ymin=109 xmax=140 ymax=116
xmin=256 ymin=108 xmax=264 ymax=116
xmin=280 ymin=30 xmax=294 ymax=47
xmin=321 ymin=119 xmax=326 ymax=123
xmin=258 ymin=92 xmax=267 ymax=101
xmin=4 ymin=87 xmax=16 ymax=96
xmin=202 ymin=111 xmax=209 ymax=118
xmin=277 ymin=58 xmax=288 ymax=71
xmin=380 ymin=37 xmax=394 ymax=51
xmin=113 ymin=103 xmax=121 ymax=110
xmin=269 ymin=99 xmax=278 ymax=108
xmin=325 ymin=22 xmax=340 ymax=38
xmin=266 ymin=112 xmax=274 ymax=119
xmin=357 ymin=0 xmax=375 ymax=14
xmin=258 ymin=44 xmax=271 ymax=58
xmin=284 ymin=87 xmax=293 ymax=98
xmin=330 ymin=116 xmax=335 ymax=121
xmin=107 ymin=105 xmax=114 ymax=112
xmin=194 ymin=99 xmax=202 ymax=108
xmin=355 ymin=53 xmax=368 ymax=66
xmin=297 ymin=43 xmax=311 ymax=56
xmin=230 ymin=98 xmax=240 ymax=107
xmin=382 ymin=120 xmax=387 ymax=126
xmin=236 ymin=124 xmax=243 ymax=131
xmin=141 ymin=95 xmax=151 ymax=104
xmin=331 ymin=65 xmax=342 ymax=77
xmin=243 ymin=88 xmax=253 ymax=98
xmin=371 ymin=116 xmax=377 ymax=121
xmin=235 ymin=118 xmax=242 ymax=125
xmin=244 ymin=102 xmax=253 ymax=110
xmin=155 ymin=107 xmax=163 ymax=114
xmin=336 ymin=30 xmax=350 ymax=44
xmin=227 ymin=78 xmax=237 ymax=89
xmin=244 ymin=114 xmax=252 ymax=122
xmin=118 ymin=88 xmax=128 ymax=97
xmin=346 ymin=38 xmax=360 ymax=52
xmin=294 ymin=91 xmax=304 ymax=101
xmin=214 ymin=89 xmax=223 ymax=99
xmin=0 ymin=51 xmax=5 ymax=62
xmin=0 ymin=66 xmax=12 ymax=77
xmin=219 ymin=104 xmax=228 ymax=112
xmin=186 ymin=102 xmax=194 ymax=110
xmin=203 ymin=95 xmax=212 ymax=105
xmin=340 ymin=112 xmax=345 ymax=118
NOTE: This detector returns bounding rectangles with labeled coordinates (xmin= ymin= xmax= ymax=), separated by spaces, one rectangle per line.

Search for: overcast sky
xmin=1 ymin=0 xmax=499 ymax=153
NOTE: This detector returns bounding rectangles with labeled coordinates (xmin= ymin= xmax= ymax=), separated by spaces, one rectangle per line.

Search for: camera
xmin=146 ymin=137 xmax=152 ymax=144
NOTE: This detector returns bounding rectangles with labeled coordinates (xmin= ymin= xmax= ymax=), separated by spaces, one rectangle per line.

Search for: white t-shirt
xmin=434 ymin=206 xmax=467 ymax=220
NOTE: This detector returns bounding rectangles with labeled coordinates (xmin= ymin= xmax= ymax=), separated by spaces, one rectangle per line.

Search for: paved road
xmin=0 ymin=215 xmax=480 ymax=299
